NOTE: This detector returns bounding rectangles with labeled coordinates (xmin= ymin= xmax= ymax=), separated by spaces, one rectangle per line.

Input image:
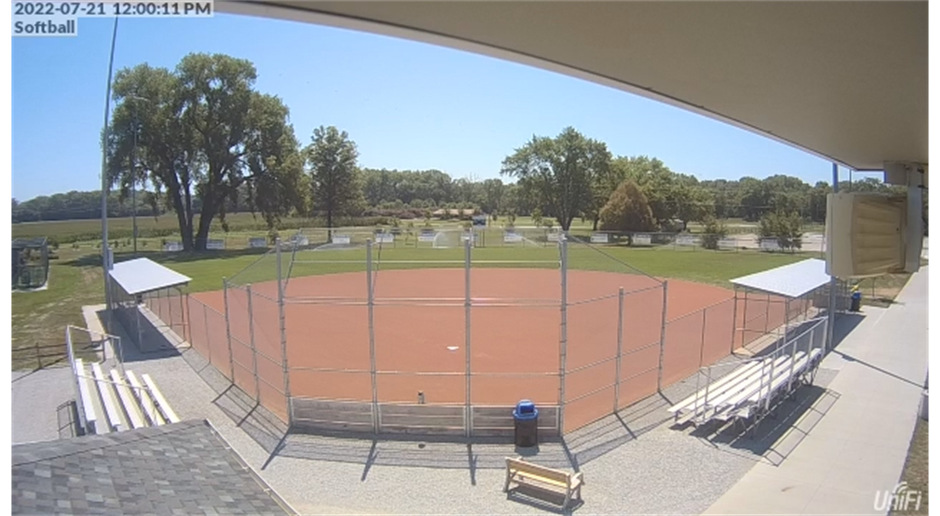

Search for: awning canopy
xmin=109 ymin=258 xmax=191 ymax=296
xmin=730 ymin=259 xmax=830 ymax=299
xmin=12 ymin=237 xmax=48 ymax=249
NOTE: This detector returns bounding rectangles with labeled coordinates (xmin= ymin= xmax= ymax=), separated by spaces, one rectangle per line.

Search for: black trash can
xmin=513 ymin=399 xmax=539 ymax=448
xmin=850 ymin=291 xmax=862 ymax=312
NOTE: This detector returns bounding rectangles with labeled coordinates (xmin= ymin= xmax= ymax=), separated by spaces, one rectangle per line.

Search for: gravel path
xmin=12 ymin=366 xmax=73 ymax=444
xmin=117 ymin=329 xmax=763 ymax=515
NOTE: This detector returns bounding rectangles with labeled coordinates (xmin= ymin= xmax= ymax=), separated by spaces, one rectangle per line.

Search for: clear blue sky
xmin=13 ymin=12 xmax=844 ymax=201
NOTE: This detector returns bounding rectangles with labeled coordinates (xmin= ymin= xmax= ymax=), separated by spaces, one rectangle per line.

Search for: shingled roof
xmin=12 ymin=420 xmax=293 ymax=516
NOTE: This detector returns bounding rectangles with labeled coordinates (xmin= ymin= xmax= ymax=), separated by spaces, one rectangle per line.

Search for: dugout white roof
xmin=730 ymin=259 xmax=830 ymax=299
xmin=109 ymin=258 xmax=191 ymax=296
xmin=219 ymin=1 xmax=927 ymax=172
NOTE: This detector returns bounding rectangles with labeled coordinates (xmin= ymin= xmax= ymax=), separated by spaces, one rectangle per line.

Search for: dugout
xmin=730 ymin=258 xmax=849 ymax=352
xmin=12 ymin=237 xmax=50 ymax=290
xmin=108 ymin=257 xmax=191 ymax=353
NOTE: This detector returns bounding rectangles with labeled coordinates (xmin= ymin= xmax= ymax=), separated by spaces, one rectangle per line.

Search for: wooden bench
xmin=504 ymin=457 xmax=583 ymax=510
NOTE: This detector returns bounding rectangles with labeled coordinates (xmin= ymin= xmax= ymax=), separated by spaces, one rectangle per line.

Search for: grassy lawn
xmin=143 ymin=243 xmax=811 ymax=292
xmin=893 ymin=418 xmax=928 ymax=515
xmin=13 ymin=211 xmax=297 ymax=243
xmin=12 ymin=247 xmax=105 ymax=370
xmin=15 ymin=213 xmax=594 ymax=248
xmin=853 ymin=272 xmax=916 ymax=308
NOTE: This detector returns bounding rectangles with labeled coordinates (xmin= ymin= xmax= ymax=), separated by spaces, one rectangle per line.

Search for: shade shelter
xmin=730 ymin=259 xmax=849 ymax=353
xmin=108 ymin=258 xmax=191 ymax=352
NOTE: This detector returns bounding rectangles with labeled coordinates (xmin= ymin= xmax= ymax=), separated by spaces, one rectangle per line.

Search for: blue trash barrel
xmin=513 ymin=399 xmax=539 ymax=447
xmin=850 ymin=290 xmax=862 ymax=312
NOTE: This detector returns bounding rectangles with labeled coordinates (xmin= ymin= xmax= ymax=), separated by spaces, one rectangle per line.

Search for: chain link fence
xmin=131 ymin=229 xmax=844 ymax=436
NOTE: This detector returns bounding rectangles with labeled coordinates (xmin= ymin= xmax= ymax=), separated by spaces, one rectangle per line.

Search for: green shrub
xmin=700 ymin=216 xmax=728 ymax=250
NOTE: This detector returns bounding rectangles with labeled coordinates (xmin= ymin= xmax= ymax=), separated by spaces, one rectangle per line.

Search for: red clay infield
xmin=183 ymin=269 xmax=791 ymax=431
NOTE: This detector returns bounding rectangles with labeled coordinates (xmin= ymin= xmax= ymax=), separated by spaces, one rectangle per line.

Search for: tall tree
xmin=700 ymin=178 xmax=740 ymax=219
xmin=598 ymin=179 xmax=655 ymax=232
xmin=759 ymin=210 xmax=803 ymax=251
xmin=612 ymin=156 xmax=684 ymax=228
xmin=672 ymin=183 xmax=715 ymax=231
xmin=585 ymin=158 xmax=628 ymax=230
xmin=106 ymin=54 xmax=305 ymax=250
xmin=481 ymin=178 xmax=506 ymax=217
xmin=501 ymin=181 xmax=536 ymax=219
xmin=737 ymin=177 xmax=771 ymax=222
xmin=807 ymin=181 xmax=831 ymax=223
xmin=453 ymin=177 xmax=482 ymax=207
xmin=305 ymin=126 xmax=362 ymax=228
xmin=500 ymin=127 xmax=611 ymax=231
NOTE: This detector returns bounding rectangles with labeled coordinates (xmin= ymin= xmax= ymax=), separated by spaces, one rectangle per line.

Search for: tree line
xmin=13 ymin=52 xmax=911 ymax=249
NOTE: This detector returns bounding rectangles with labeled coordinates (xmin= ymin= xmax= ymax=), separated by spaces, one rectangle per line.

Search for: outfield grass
xmin=147 ymin=244 xmax=811 ymax=292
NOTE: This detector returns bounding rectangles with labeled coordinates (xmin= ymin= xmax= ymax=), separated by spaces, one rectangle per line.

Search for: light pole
xmin=126 ymin=94 xmax=149 ymax=255
xmin=100 ymin=17 xmax=119 ymax=312
xmin=827 ymin=163 xmax=838 ymax=351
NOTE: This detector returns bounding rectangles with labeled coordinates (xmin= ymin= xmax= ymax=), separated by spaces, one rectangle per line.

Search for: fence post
xmin=786 ymin=301 xmax=798 ymax=391
xmin=614 ymin=286 xmax=624 ymax=413
xmin=182 ymin=291 xmax=190 ymax=344
xmin=222 ymin=278 xmax=236 ymax=382
xmin=764 ymin=292 xmax=771 ymax=333
xmin=558 ymin=235 xmax=568 ymax=433
xmin=167 ymin=287 xmax=174 ymax=335
xmin=656 ymin=281 xmax=669 ymax=390
xmin=246 ymin=284 xmax=261 ymax=400
xmin=741 ymin=288 xmax=749 ymax=347
xmin=135 ymin=293 xmax=144 ymax=353
xmin=730 ymin=287 xmax=739 ymax=354
xmin=276 ymin=238 xmax=292 ymax=424
xmin=812 ymin=320 xmax=820 ymax=360
xmin=698 ymin=308 xmax=708 ymax=369
xmin=202 ymin=298 xmax=211 ymax=365
xmin=113 ymin=334 xmax=123 ymax=375
xmin=366 ymin=240 xmax=379 ymax=434
xmin=464 ymin=237 xmax=472 ymax=438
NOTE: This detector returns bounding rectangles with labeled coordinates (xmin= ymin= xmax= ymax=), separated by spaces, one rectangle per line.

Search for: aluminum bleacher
xmin=670 ymin=317 xmax=827 ymax=428
xmin=66 ymin=325 xmax=180 ymax=436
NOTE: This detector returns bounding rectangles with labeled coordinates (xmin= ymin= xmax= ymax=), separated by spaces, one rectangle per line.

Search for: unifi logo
xmin=873 ymin=482 xmax=924 ymax=512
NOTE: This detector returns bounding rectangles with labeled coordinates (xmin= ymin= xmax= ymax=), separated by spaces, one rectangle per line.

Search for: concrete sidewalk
xmin=705 ymin=268 xmax=928 ymax=515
